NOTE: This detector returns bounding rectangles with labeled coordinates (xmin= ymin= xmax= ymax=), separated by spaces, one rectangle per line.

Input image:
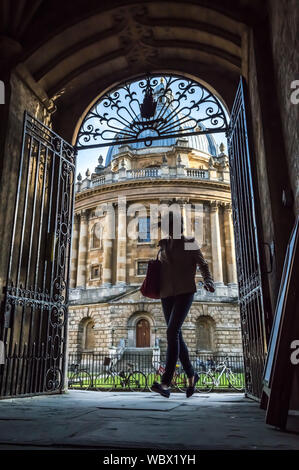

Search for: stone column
xmin=70 ymin=213 xmax=80 ymax=287
xmin=102 ymin=203 xmax=115 ymax=286
xmin=76 ymin=210 xmax=89 ymax=287
xmin=210 ymin=200 xmax=223 ymax=284
xmin=116 ymin=198 xmax=127 ymax=285
xmin=223 ymin=203 xmax=237 ymax=284
xmin=180 ymin=198 xmax=192 ymax=237
xmin=176 ymin=198 xmax=186 ymax=236
xmin=181 ymin=201 xmax=187 ymax=236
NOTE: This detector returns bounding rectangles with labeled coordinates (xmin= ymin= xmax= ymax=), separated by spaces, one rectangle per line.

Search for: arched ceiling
xmin=0 ymin=0 xmax=267 ymax=139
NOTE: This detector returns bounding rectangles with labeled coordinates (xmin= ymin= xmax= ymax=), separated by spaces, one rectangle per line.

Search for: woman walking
xmin=151 ymin=212 xmax=215 ymax=398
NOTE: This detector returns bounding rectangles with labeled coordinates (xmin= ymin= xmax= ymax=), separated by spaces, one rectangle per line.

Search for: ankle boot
xmin=186 ymin=372 xmax=199 ymax=398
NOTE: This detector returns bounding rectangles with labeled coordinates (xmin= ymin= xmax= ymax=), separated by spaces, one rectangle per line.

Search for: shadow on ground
xmin=0 ymin=390 xmax=298 ymax=450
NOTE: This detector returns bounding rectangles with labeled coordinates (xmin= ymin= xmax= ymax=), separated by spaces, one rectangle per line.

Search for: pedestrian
xmin=151 ymin=211 xmax=215 ymax=398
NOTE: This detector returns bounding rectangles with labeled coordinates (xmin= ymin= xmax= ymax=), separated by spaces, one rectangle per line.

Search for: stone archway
xmin=127 ymin=311 xmax=155 ymax=348
xmin=0 ymin=1 xmax=297 ymax=412
xmin=78 ymin=317 xmax=95 ymax=353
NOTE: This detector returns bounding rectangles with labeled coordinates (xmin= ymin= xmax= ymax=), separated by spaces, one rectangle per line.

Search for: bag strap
xmin=156 ymin=247 xmax=162 ymax=260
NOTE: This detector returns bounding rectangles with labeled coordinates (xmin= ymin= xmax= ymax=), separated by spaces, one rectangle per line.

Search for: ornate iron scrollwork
xmin=0 ymin=112 xmax=75 ymax=398
xmin=227 ymin=78 xmax=267 ymax=400
xmin=76 ymin=74 xmax=229 ymax=150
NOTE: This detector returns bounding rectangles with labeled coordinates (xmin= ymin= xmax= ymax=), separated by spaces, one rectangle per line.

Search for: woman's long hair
xmin=161 ymin=212 xmax=185 ymax=264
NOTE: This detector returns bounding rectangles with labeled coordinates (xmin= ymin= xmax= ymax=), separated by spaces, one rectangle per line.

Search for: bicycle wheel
xmin=226 ymin=370 xmax=244 ymax=391
xmin=174 ymin=371 xmax=188 ymax=392
xmin=196 ymin=372 xmax=214 ymax=393
xmin=94 ymin=372 xmax=115 ymax=391
xmin=68 ymin=373 xmax=76 ymax=389
xmin=145 ymin=371 xmax=155 ymax=391
xmin=128 ymin=371 xmax=147 ymax=392
xmin=69 ymin=371 xmax=91 ymax=390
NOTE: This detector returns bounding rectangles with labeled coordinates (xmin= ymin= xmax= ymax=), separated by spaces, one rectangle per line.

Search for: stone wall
xmin=268 ymin=0 xmax=299 ymax=214
xmin=267 ymin=0 xmax=299 ymax=413
xmin=247 ymin=30 xmax=277 ymax=316
xmin=68 ymin=300 xmax=242 ymax=357
xmin=68 ymin=304 xmax=112 ymax=354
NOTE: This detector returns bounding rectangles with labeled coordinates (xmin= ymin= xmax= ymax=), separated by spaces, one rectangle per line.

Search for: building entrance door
xmin=136 ymin=319 xmax=150 ymax=347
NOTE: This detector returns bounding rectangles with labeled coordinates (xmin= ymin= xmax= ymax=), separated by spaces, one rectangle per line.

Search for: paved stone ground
xmin=0 ymin=390 xmax=298 ymax=450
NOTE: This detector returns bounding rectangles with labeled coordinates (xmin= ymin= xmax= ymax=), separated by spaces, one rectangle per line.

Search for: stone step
xmin=123 ymin=348 xmax=154 ymax=354
xmin=118 ymin=348 xmax=158 ymax=373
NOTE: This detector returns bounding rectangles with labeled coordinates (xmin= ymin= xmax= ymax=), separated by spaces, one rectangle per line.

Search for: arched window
xmin=85 ymin=320 xmax=95 ymax=350
xmin=78 ymin=318 xmax=95 ymax=352
xmin=196 ymin=316 xmax=215 ymax=352
xmin=91 ymin=223 xmax=102 ymax=249
xmin=138 ymin=217 xmax=151 ymax=242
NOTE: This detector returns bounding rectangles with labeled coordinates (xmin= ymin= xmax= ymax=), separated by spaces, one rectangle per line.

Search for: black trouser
xmin=160 ymin=292 xmax=195 ymax=386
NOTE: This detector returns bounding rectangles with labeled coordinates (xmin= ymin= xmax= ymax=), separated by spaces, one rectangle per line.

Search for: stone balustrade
xmin=69 ymin=282 xmax=238 ymax=305
xmin=76 ymin=165 xmax=229 ymax=193
xmin=186 ymin=168 xmax=209 ymax=178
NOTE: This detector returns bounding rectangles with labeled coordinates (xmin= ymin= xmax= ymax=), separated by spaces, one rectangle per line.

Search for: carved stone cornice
xmin=75 ymin=178 xmax=231 ymax=202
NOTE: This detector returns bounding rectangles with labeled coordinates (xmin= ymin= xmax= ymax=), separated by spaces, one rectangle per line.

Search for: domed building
xmin=68 ymin=83 xmax=242 ymax=364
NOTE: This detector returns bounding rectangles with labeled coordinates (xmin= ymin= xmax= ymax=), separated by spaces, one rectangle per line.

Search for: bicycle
xmin=148 ymin=362 xmax=189 ymax=392
xmin=94 ymin=357 xmax=147 ymax=392
xmin=68 ymin=363 xmax=92 ymax=390
xmin=196 ymin=356 xmax=245 ymax=392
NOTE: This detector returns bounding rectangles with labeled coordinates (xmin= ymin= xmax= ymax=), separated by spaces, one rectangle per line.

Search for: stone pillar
xmin=180 ymin=198 xmax=191 ymax=237
xmin=210 ymin=200 xmax=223 ymax=283
xmin=76 ymin=210 xmax=89 ymax=287
xmin=102 ymin=203 xmax=115 ymax=286
xmin=116 ymin=198 xmax=127 ymax=285
xmin=70 ymin=213 xmax=80 ymax=287
xmin=160 ymin=154 xmax=169 ymax=178
xmin=223 ymin=203 xmax=238 ymax=284
xmin=118 ymin=159 xmax=127 ymax=181
xmin=176 ymin=154 xmax=186 ymax=177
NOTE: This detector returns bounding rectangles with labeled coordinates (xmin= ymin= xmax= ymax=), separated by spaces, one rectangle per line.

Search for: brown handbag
xmin=140 ymin=248 xmax=162 ymax=299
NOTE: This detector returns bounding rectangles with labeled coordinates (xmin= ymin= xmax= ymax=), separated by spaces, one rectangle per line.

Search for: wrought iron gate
xmin=0 ymin=112 xmax=76 ymax=398
xmin=227 ymin=78 xmax=267 ymax=400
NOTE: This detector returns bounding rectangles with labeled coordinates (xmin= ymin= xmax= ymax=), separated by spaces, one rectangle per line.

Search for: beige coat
xmin=157 ymin=236 xmax=214 ymax=298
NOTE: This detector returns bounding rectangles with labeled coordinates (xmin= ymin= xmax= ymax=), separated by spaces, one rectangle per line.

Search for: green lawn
xmin=67 ymin=370 xmax=245 ymax=391
xmin=146 ymin=371 xmax=244 ymax=390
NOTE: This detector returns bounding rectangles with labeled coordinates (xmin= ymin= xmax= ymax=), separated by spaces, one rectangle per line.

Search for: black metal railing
xmin=67 ymin=352 xmax=245 ymax=392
